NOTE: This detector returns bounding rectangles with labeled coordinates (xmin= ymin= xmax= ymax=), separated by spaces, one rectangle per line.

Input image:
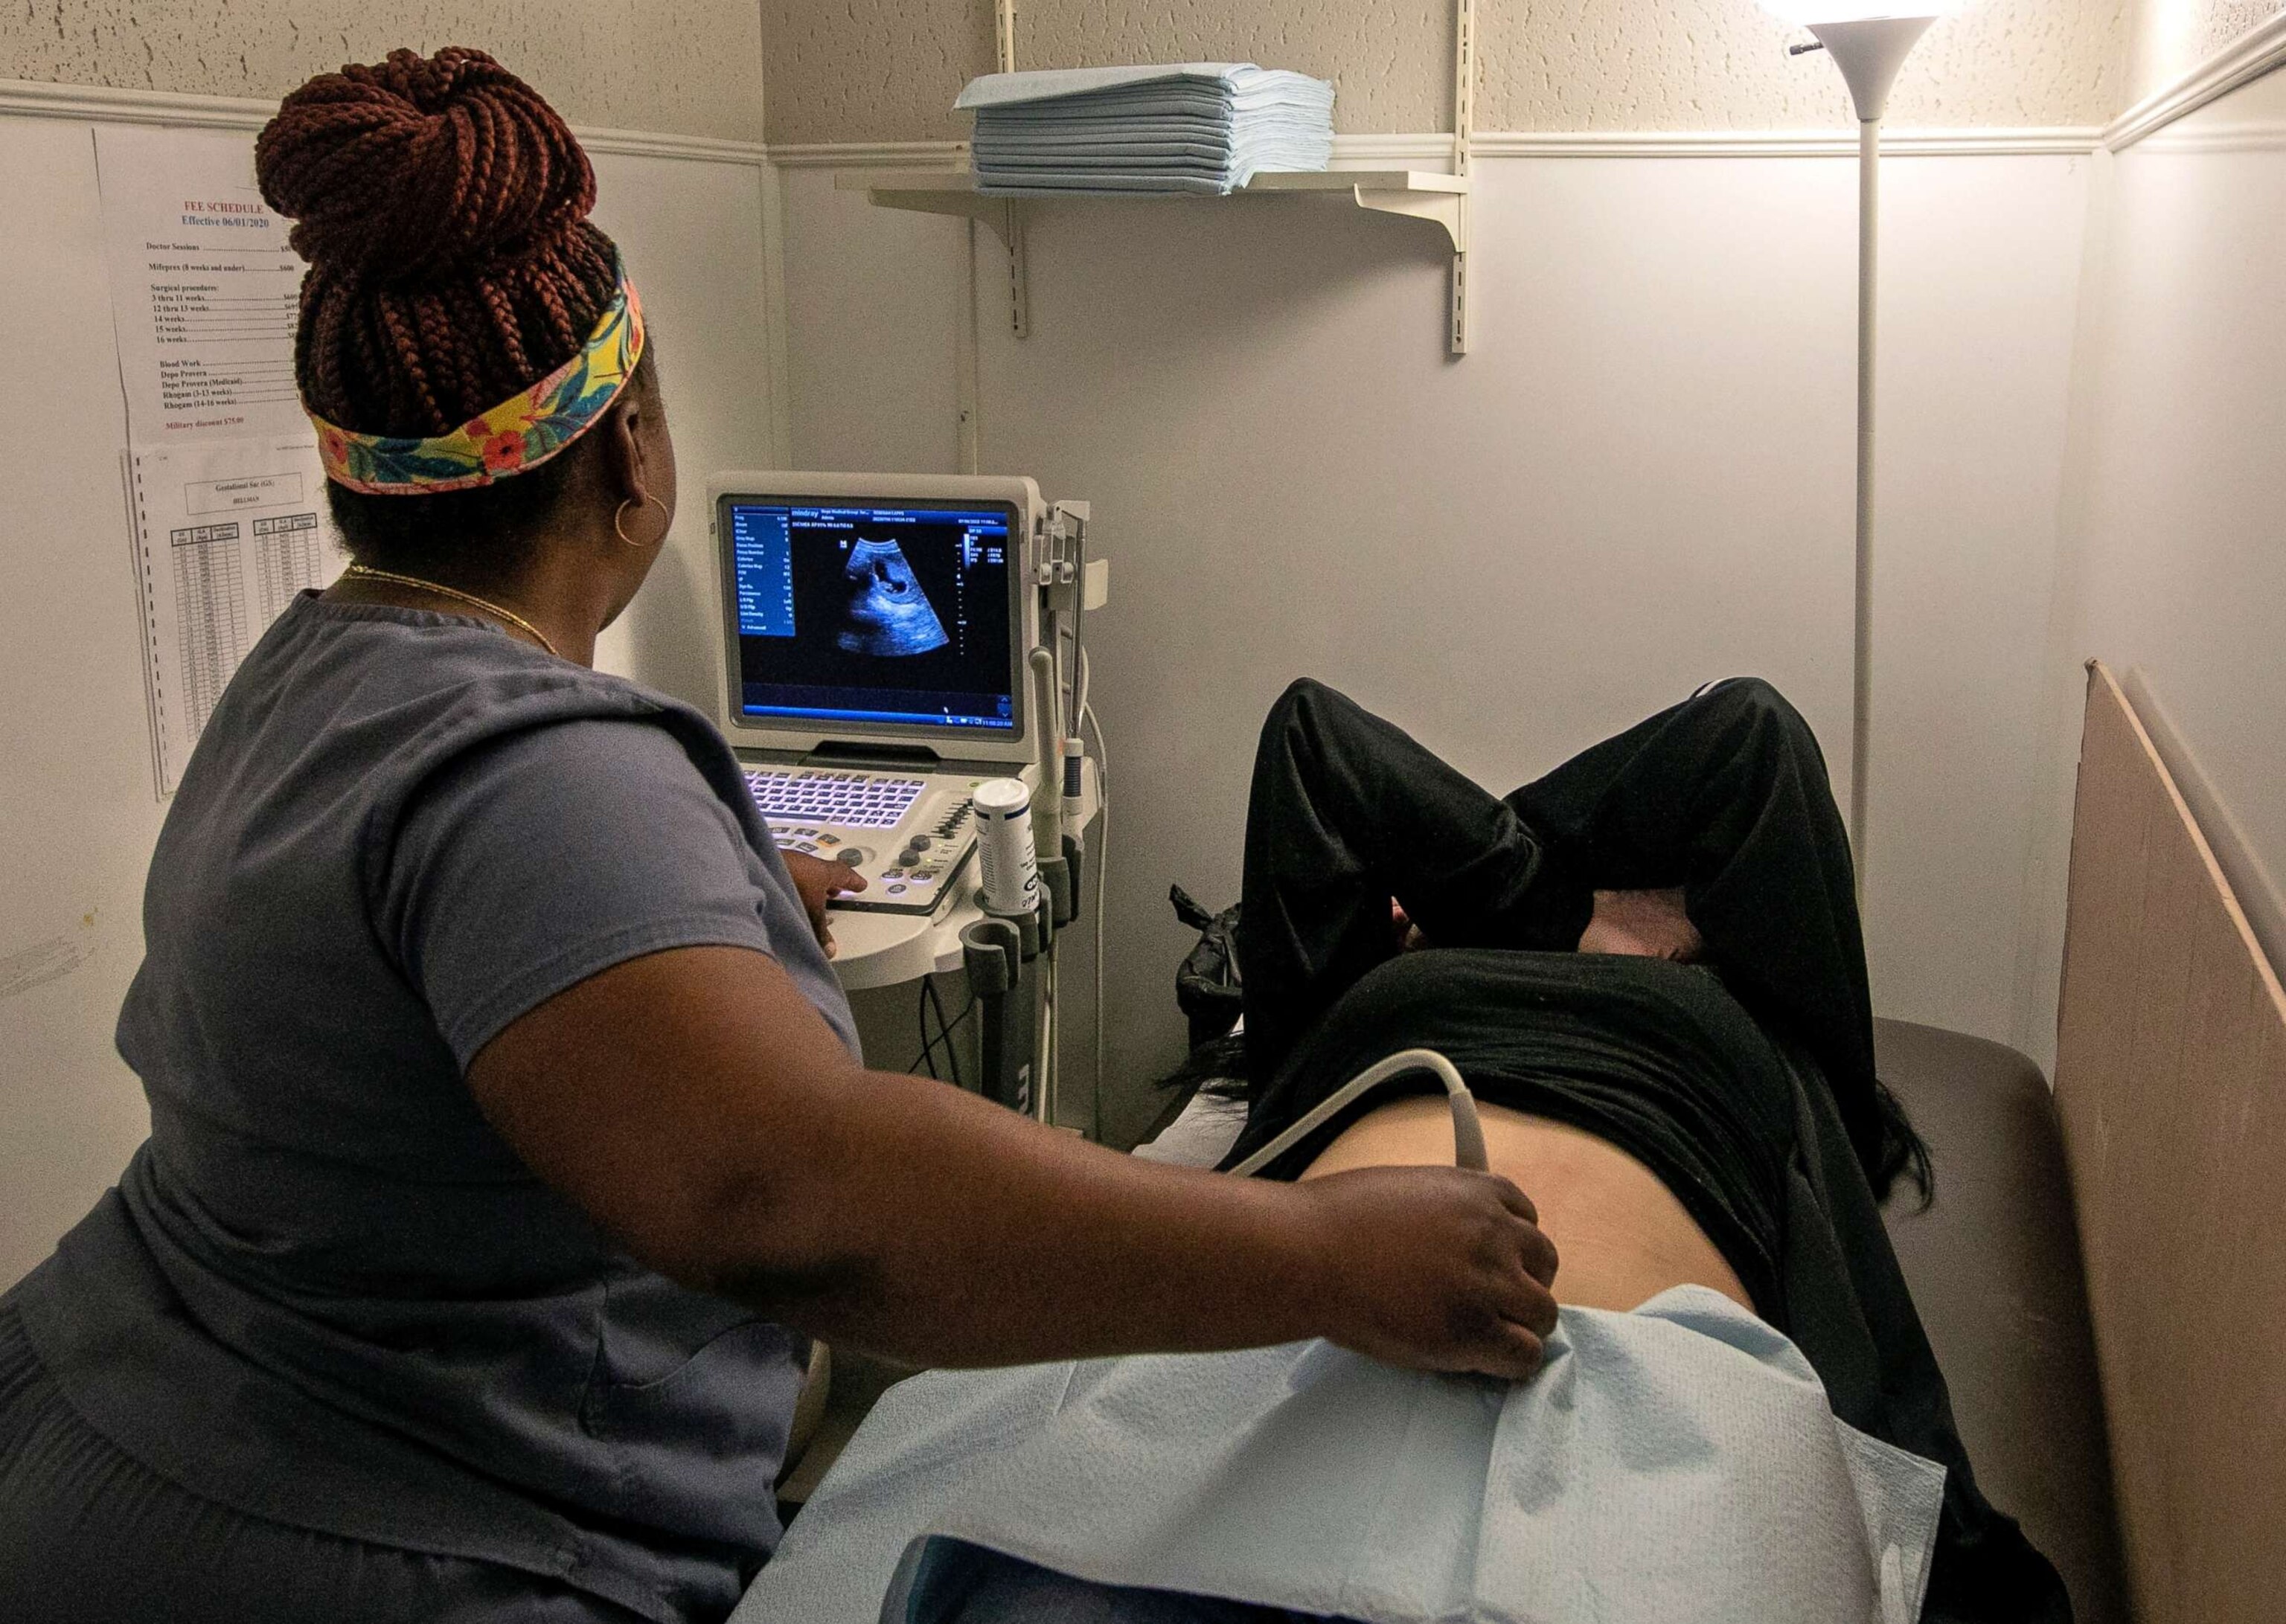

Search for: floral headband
xmin=310 ymin=265 xmax=645 ymax=495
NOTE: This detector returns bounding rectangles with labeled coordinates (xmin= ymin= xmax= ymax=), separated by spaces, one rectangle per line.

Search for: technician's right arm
xmin=464 ymin=943 xmax=1559 ymax=1378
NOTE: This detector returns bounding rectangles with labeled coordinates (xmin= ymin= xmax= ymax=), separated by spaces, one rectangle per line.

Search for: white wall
xmin=0 ymin=112 xmax=161 ymax=1291
xmin=588 ymin=151 xmax=781 ymax=709
xmin=0 ymin=100 xmax=778 ymax=1288
xmin=2018 ymin=62 xmax=2286 ymax=1071
xmin=778 ymin=150 xmax=2091 ymax=1145
xmin=2075 ymin=68 xmax=2286 ymax=947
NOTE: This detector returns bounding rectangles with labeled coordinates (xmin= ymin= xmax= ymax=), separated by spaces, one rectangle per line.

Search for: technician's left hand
xmin=781 ymin=850 xmax=868 ymax=957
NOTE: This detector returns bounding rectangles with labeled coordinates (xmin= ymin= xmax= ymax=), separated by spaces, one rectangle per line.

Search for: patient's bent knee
xmin=1272 ymin=676 xmax=1336 ymax=719
xmin=1700 ymin=675 xmax=1787 ymax=717
xmin=1697 ymin=677 xmax=1820 ymax=757
xmin=1261 ymin=676 xmax=1348 ymax=758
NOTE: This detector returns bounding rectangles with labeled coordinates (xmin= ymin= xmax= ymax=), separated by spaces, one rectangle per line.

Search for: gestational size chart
xmin=127 ymin=440 xmax=346 ymax=793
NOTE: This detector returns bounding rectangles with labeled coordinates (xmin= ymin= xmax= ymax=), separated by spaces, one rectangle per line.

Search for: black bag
xmin=1169 ymin=885 xmax=1243 ymax=1047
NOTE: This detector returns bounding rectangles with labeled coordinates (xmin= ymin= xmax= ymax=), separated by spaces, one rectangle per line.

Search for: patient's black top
xmin=1224 ymin=949 xmax=1796 ymax=1319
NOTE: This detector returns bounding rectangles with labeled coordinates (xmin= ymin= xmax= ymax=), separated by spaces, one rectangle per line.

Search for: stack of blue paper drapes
xmin=955 ymin=64 xmax=1336 ymax=196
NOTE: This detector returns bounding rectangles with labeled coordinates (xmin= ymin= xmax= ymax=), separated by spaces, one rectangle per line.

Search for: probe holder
xmin=961 ymin=908 xmax=1043 ymax=1116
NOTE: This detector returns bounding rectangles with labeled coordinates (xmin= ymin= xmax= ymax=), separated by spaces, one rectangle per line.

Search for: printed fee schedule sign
xmin=95 ymin=123 xmax=308 ymax=444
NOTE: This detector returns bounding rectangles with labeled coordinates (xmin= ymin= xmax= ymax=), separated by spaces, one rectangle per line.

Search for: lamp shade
xmin=1775 ymin=9 xmax=1944 ymax=120
xmin=1759 ymin=0 xmax=1950 ymax=20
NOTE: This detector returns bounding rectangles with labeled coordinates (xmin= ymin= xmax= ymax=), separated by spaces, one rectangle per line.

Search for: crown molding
xmin=0 ymin=76 xmax=274 ymax=130
xmin=1470 ymin=126 xmax=2099 ymax=157
xmin=1328 ymin=132 xmax=1461 ymax=167
xmin=569 ymin=126 xmax=768 ymax=164
xmin=2129 ymin=118 xmax=2286 ymax=154
xmin=2104 ymin=9 xmax=2286 ymax=151
xmin=0 ymin=77 xmax=769 ymax=165
xmin=769 ymin=140 xmax=967 ymax=169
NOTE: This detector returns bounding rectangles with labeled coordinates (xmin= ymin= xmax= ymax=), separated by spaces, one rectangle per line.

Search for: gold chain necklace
xmin=340 ymin=564 xmax=563 ymax=659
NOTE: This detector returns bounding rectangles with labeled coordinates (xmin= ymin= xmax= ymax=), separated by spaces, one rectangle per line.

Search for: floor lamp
xmin=1774 ymin=4 xmax=1941 ymax=888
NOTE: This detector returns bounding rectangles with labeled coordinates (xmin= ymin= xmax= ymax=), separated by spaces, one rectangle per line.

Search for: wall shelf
xmin=834 ymin=167 xmax=1475 ymax=353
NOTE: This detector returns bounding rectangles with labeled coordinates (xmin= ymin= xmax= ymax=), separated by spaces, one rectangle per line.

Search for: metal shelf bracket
xmin=859 ymin=185 xmax=1029 ymax=337
xmin=1351 ymin=182 xmax=1467 ymax=254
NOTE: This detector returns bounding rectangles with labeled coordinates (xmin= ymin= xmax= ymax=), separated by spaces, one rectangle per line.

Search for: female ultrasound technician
xmin=0 ymin=51 xmax=1558 ymax=1624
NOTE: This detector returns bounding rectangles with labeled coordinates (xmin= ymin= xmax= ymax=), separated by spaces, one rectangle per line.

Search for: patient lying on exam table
xmin=741 ymin=679 xmax=2072 ymax=1624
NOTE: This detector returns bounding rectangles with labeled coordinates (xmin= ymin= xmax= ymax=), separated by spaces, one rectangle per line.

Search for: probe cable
xmin=1226 ymin=1048 xmax=1487 ymax=1176
xmin=1080 ymin=677 xmax=1110 ymax=1140
xmin=912 ymin=975 xmax=974 ymax=1084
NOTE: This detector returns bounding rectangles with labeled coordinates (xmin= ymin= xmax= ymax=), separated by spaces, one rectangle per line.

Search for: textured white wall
xmin=1020 ymin=0 xmax=1453 ymax=133
xmin=1 ymin=1 xmax=766 ymax=141
xmin=761 ymin=0 xmax=2128 ymax=143
xmin=2125 ymin=0 xmax=2283 ymax=103
xmin=12 ymin=0 xmax=2274 ymax=144
xmin=1479 ymin=0 xmax=2127 ymax=131
xmin=775 ymin=152 xmax=2090 ymax=1143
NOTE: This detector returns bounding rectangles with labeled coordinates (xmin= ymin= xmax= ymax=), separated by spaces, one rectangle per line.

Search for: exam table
xmin=1127 ymin=1016 xmax=2131 ymax=1624
xmin=1873 ymin=1020 xmax=2127 ymax=1624
xmin=779 ymin=1018 xmax=2129 ymax=1623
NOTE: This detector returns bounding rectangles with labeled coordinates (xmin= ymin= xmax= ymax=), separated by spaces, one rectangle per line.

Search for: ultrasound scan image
xmin=835 ymin=537 xmax=950 ymax=657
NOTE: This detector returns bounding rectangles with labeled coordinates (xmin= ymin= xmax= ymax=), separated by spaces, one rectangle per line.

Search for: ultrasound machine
xmin=711 ymin=472 xmax=1055 ymax=920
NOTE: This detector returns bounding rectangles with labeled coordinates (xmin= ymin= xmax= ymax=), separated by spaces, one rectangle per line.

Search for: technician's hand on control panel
xmin=781 ymin=850 xmax=868 ymax=957
xmin=1302 ymin=1166 xmax=1561 ymax=1381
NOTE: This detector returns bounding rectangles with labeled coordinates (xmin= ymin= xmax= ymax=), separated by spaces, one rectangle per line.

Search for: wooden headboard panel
xmin=2053 ymin=661 xmax=2286 ymax=1624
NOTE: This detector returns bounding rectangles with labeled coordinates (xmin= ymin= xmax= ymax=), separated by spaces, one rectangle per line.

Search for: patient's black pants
xmin=1236 ymin=675 xmax=1891 ymax=1189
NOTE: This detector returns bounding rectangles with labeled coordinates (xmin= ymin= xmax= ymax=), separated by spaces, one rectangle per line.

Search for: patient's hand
xmin=1391 ymin=899 xmax=1430 ymax=953
xmin=1576 ymin=888 xmax=1703 ymax=962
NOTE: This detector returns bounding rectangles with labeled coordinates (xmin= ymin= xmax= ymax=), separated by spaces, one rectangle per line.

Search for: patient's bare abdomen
xmin=836 ymin=539 xmax=950 ymax=657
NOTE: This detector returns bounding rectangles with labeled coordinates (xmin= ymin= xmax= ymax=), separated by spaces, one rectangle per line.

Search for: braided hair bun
xmin=257 ymin=47 xmax=624 ymax=438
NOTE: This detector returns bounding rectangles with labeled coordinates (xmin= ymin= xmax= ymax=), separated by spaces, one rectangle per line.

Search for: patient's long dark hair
xmin=1874 ymin=1079 xmax=1934 ymax=1210
xmin=1157 ymin=1032 xmax=1252 ymax=1104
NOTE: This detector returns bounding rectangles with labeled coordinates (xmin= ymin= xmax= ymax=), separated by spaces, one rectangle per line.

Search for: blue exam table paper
xmin=956 ymin=64 xmax=1332 ymax=112
xmin=973 ymin=137 xmax=1240 ymax=158
xmin=735 ymin=1286 xmax=1944 ymax=1624
xmin=959 ymin=63 xmax=1334 ymax=196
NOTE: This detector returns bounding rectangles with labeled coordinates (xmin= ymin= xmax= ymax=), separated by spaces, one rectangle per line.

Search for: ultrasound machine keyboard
xmin=743 ymin=766 xmax=981 ymax=915
xmin=743 ymin=768 xmax=926 ymax=829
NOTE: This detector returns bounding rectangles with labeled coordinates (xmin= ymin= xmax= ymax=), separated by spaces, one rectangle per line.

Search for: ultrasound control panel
xmin=744 ymin=765 xmax=981 ymax=916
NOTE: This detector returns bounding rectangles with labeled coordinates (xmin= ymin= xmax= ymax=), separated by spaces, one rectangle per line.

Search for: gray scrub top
xmin=13 ymin=594 xmax=859 ymax=1624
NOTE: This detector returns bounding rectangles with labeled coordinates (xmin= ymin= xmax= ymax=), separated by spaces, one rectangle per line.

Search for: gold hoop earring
xmin=614 ymin=493 xmax=668 ymax=549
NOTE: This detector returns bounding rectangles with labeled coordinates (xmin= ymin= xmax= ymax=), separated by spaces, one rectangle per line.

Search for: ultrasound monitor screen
xmin=726 ymin=500 xmax=1017 ymax=733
